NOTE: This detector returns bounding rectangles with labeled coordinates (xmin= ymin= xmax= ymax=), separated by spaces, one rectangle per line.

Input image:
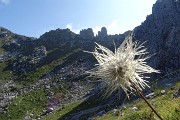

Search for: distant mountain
xmin=0 ymin=25 xmax=129 ymax=82
xmin=0 ymin=25 xmax=130 ymax=120
xmin=133 ymin=0 xmax=180 ymax=83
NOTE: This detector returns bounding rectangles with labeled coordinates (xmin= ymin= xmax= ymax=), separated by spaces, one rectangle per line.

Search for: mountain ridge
xmin=133 ymin=0 xmax=180 ymax=84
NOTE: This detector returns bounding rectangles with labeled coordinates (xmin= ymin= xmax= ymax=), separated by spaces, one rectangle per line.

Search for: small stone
xmin=161 ymin=90 xmax=166 ymax=95
xmin=0 ymin=103 xmax=8 ymax=109
xmin=173 ymin=89 xmax=180 ymax=98
xmin=131 ymin=107 xmax=138 ymax=111
xmin=145 ymin=92 xmax=156 ymax=99
xmin=29 ymin=113 xmax=34 ymax=117
xmin=42 ymin=109 xmax=46 ymax=113
xmin=112 ymin=109 xmax=117 ymax=114
xmin=120 ymin=112 xmax=124 ymax=116
xmin=24 ymin=115 xmax=31 ymax=120
xmin=45 ymin=85 xmax=50 ymax=89
xmin=46 ymin=107 xmax=53 ymax=114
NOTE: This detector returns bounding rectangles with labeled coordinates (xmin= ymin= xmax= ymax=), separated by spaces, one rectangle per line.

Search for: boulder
xmin=161 ymin=90 xmax=166 ymax=95
xmin=131 ymin=106 xmax=138 ymax=111
xmin=46 ymin=107 xmax=54 ymax=114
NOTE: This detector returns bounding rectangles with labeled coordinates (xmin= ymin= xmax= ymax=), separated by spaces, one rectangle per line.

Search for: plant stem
xmin=135 ymin=89 xmax=163 ymax=120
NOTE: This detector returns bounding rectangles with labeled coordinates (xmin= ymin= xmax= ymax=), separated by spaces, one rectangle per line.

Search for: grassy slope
xmin=0 ymin=87 xmax=48 ymax=120
xmin=42 ymin=81 xmax=180 ymax=120
xmin=0 ymin=60 xmax=13 ymax=81
xmin=0 ymin=39 xmax=12 ymax=81
xmin=16 ymin=48 xmax=81 ymax=86
xmin=0 ymin=80 xmax=77 ymax=120
xmin=0 ymin=48 xmax=83 ymax=120
xmin=0 ymin=40 xmax=8 ymax=54
xmin=43 ymin=101 xmax=82 ymax=120
xmin=94 ymin=82 xmax=180 ymax=120
xmin=43 ymin=89 xmax=106 ymax=120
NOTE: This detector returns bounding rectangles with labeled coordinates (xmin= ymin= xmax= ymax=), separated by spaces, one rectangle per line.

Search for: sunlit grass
xmin=43 ymin=101 xmax=81 ymax=120
xmin=94 ymin=81 xmax=180 ymax=120
xmin=0 ymin=87 xmax=48 ymax=120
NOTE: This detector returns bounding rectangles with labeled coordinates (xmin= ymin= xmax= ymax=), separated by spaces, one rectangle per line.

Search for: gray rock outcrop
xmin=133 ymin=0 xmax=180 ymax=80
xmin=80 ymin=28 xmax=94 ymax=40
xmin=97 ymin=27 xmax=108 ymax=39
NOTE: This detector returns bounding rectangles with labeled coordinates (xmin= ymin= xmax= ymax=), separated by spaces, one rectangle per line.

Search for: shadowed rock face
xmin=80 ymin=28 xmax=94 ymax=40
xmin=98 ymin=27 xmax=108 ymax=37
xmin=133 ymin=0 xmax=180 ymax=79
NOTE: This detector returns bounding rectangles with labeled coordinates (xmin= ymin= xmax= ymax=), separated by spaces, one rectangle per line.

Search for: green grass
xmin=0 ymin=87 xmax=48 ymax=120
xmin=42 ymin=88 xmax=108 ymax=120
xmin=0 ymin=79 xmax=76 ymax=120
xmin=43 ymin=101 xmax=82 ymax=120
xmin=16 ymin=65 xmax=52 ymax=86
xmin=0 ymin=59 xmax=13 ymax=81
xmin=0 ymin=41 xmax=8 ymax=54
xmin=16 ymin=48 xmax=81 ymax=86
xmin=41 ymin=82 xmax=180 ymax=120
xmin=94 ymin=82 xmax=180 ymax=120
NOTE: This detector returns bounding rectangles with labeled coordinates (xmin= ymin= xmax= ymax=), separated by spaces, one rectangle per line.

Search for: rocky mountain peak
xmin=133 ymin=0 xmax=180 ymax=81
xmin=79 ymin=28 xmax=94 ymax=40
xmin=157 ymin=0 xmax=162 ymax=2
xmin=153 ymin=0 xmax=180 ymax=23
xmin=98 ymin=27 xmax=108 ymax=37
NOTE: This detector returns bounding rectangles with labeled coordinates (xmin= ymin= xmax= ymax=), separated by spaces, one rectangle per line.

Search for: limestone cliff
xmin=133 ymin=0 xmax=180 ymax=80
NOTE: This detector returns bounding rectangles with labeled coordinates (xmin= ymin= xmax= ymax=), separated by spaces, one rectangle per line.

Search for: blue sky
xmin=0 ymin=0 xmax=156 ymax=38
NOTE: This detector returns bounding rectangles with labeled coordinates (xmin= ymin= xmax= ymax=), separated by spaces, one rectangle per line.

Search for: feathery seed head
xmin=86 ymin=36 xmax=159 ymax=98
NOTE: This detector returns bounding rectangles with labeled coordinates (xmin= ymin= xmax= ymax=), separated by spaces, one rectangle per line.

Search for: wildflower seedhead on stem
xmin=86 ymin=36 xmax=159 ymax=98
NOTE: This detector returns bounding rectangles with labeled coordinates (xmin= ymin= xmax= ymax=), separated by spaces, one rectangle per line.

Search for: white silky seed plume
xmin=86 ymin=36 xmax=159 ymax=98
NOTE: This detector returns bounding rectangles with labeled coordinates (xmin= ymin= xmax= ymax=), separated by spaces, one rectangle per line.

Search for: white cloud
xmin=0 ymin=0 xmax=10 ymax=4
xmin=108 ymin=20 xmax=118 ymax=30
xmin=107 ymin=20 xmax=119 ymax=35
xmin=66 ymin=23 xmax=80 ymax=34
xmin=66 ymin=23 xmax=73 ymax=30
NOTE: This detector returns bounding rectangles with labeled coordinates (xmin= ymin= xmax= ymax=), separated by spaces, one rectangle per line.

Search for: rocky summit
xmin=133 ymin=0 xmax=180 ymax=83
